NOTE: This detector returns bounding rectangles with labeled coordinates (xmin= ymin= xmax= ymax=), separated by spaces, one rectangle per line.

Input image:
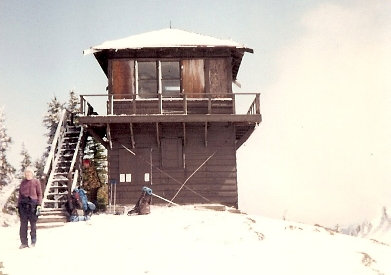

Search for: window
xmin=137 ymin=61 xmax=180 ymax=98
xmin=138 ymin=61 xmax=158 ymax=98
xmin=161 ymin=61 xmax=180 ymax=97
xmin=120 ymin=173 xmax=132 ymax=183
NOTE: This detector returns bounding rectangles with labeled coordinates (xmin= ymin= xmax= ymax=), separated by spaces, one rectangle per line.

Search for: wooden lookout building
xmin=77 ymin=28 xmax=261 ymax=208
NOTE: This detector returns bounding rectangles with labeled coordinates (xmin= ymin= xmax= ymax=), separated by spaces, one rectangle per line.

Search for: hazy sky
xmin=1 ymin=1 xmax=390 ymax=226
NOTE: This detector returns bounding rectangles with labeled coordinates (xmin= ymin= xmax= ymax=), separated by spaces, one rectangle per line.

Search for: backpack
xmin=75 ymin=188 xmax=88 ymax=211
xmin=128 ymin=191 xmax=152 ymax=215
xmin=65 ymin=190 xmax=83 ymax=215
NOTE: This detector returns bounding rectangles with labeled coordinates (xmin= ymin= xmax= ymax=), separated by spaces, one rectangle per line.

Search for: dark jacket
xmin=18 ymin=179 xmax=42 ymax=205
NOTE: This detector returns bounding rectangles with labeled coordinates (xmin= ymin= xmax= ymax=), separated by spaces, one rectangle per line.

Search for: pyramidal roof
xmin=84 ymin=28 xmax=252 ymax=55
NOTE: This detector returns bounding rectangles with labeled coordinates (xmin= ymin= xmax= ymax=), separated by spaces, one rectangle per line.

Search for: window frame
xmin=135 ymin=59 xmax=181 ymax=98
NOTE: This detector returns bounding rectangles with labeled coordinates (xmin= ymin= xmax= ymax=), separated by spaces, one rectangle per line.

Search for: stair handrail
xmin=68 ymin=125 xmax=84 ymax=190
xmin=70 ymin=169 xmax=79 ymax=192
xmin=43 ymin=109 xmax=69 ymax=178
xmin=42 ymin=110 xmax=69 ymax=209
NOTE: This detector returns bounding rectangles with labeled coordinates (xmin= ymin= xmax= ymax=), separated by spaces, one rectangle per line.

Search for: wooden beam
xmin=182 ymin=123 xmax=186 ymax=169
xmin=207 ymin=94 xmax=212 ymax=114
xmin=86 ymin=127 xmax=109 ymax=149
xmin=183 ymin=94 xmax=187 ymax=114
xmin=232 ymin=93 xmax=236 ymax=114
xmin=156 ymin=122 xmax=160 ymax=148
xmin=182 ymin=122 xmax=186 ymax=146
xmin=235 ymin=125 xmax=255 ymax=150
xmin=106 ymin=124 xmax=113 ymax=150
xmin=129 ymin=123 xmax=135 ymax=148
xmin=158 ymin=94 xmax=162 ymax=114
xmin=204 ymin=122 xmax=208 ymax=147
xmin=256 ymin=94 xmax=261 ymax=114
xmin=78 ymin=114 xmax=262 ymax=124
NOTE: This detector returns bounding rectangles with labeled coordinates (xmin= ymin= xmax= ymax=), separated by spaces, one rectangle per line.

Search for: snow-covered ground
xmin=341 ymin=206 xmax=391 ymax=246
xmin=1 ymin=205 xmax=391 ymax=275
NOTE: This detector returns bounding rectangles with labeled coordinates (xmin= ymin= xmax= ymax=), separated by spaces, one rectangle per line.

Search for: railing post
xmin=183 ymin=94 xmax=187 ymax=114
xmin=158 ymin=93 xmax=162 ymax=114
xmin=207 ymin=94 xmax=212 ymax=114
xmin=232 ymin=93 xmax=236 ymax=114
xmin=110 ymin=94 xmax=114 ymax=115
xmin=132 ymin=93 xmax=136 ymax=114
xmin=80 ymin=96 xmax=84 ymax=115
xmin=256 ymin=93 xmax=260 ymax=114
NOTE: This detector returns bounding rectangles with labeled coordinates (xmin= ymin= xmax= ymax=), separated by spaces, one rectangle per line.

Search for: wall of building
xmin=108 ymin=122 xmax=238 ymax=207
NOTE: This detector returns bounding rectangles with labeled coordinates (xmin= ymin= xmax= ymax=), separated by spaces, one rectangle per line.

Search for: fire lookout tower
xmin=78 ymin=28 xmax=261 ymax=208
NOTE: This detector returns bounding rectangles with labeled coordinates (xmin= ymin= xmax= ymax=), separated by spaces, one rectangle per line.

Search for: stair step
xmin=60 ymin=153 xmax=74 ymax=157
xmin=66 ymin=132 xmax=81 ymax=135
xmin=53 ymin=174 xmax=71 ymax=178
xmin=52 ymin=180 xmax=68 ymax=183
xmin=38 ymin=216 xmax=68 ymax=223
xmin=63 ymin=136 xmax=79 ymax=139
xmin=53 ymin=176 xmax=68 ymax=180
xmin=49 ymin=186 xmax=68 ymax=190
xmin=67 ymin=126 xmax=81 ymax=130
xmin=40 ymin=209 xmax=68 ymax=215
xmin=47 ymin=192 xmax=68 ymax=196
xmin=54 ymin=173 xmax=68 ymax=176
xmin=37 ymin=222 xmax=67 ymax=229
xmin=55 ymin=168 xmax=71 ymax=171
xmin=44 ymin=199 xmax=67 ymax=203
xmin=61 ymin=144 xmax=77 ymax=147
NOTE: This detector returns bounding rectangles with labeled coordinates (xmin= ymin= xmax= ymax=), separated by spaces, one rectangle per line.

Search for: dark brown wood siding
xmin=205 ymin=58 xmax=232 ymax=96
xmin=107 ymin=122 xmax=238 ymax=207
xmin=109 ymin=59 xmax=134 ymax=99
xmin=182 ymin=59 xmax=205 ymax=98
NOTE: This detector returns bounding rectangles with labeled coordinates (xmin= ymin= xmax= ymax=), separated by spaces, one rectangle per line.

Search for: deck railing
xmin=79 ymin=92 xmax=261 ymax=116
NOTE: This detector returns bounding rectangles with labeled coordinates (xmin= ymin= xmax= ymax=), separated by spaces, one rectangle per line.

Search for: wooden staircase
xmin=37 ymin=209 xmax=69 ymax=229
xmin=39 ymin=109 xmax=85 ymax=228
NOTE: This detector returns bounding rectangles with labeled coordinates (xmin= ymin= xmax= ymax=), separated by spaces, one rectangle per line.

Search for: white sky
xmin=238 ymin=2 xmax=391 ymax=226
xmin=0 ymin=1 xmax=390 ymax=226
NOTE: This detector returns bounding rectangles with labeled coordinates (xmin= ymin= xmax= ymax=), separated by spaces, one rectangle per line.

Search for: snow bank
xmin=342 ymin=206 xmax=391 ymax=246
xmin=0 ymin=205 xmax=390 ymax=275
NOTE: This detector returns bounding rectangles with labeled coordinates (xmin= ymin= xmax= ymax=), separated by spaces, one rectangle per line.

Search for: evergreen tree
xmin=0 ymin=107 xmax=15 ymax=183
xmin=19 ymin=143 xmax=32 ymax=175
xmin=67 ymin=90 xmax=79 ymax=113
xmin=43 ymin=96 xmax=65 ymax=142
xmin=34 ymin=155 xmax=46 ymax=180
xmin=42 ymin=96 xmax=65 ymax=155
xmin=82 ymin=136 xmax=108 ymax=208
xmin=82 ymin=161 xmax=101 ymax=202
xmin=83 ymin=137 xmax=108 ymax=184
